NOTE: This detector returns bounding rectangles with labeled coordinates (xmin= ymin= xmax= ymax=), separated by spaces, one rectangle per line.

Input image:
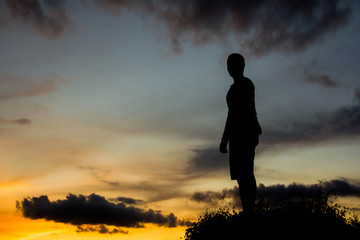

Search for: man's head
xmin=227 ymin=53 xmax=245 ymax=79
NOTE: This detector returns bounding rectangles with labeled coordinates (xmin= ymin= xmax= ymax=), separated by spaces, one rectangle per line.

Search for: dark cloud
xmin=355 ymin=88 xmax=360 ymax=104
xmin=191 ymin=189 xmax=239 ymax=205
xmin=191 ymin=179 xmax=360 ymax=206
xmin=12 ymin=118 xmax=32 ymax=125
xmin=247 ymin=102 xmax=357 ymax=159
xmin=76 ymin=225 xmax=128 ymax=235
xmin=262 ymin=91 xmax=360 ymax=147
xmin=303 ymin=73 xmax=340 ymax=88
xmin=97 ymin=0 xmax=351 ymax=55
xmin=0 ymin=117 xmax=32 ymax=125
xmin=16 ymin=193 xmax=184 ymax=229
xmin=286 ymin=59 xmax=342 ymax=88
xmin=255 ymin=179 xmax=360 ymax=203
xmin=2 ymin=1 xmax=352 ymax=55
xmin=4 ymin=0 xmax=70 ymax=38
xmin=187 ymin=148 xmax=228 ymax=175
xmin=95 ymin=0 xmax=154 ymax=14
xmin=187 ymin=90 xmax=360 ymax=173
xmin=108 ymin=196 xmax=145 ymax=205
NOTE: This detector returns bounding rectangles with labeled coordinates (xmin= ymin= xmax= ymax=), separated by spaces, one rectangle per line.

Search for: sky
xmin=1 ymin=0 xmax=360 ymax=239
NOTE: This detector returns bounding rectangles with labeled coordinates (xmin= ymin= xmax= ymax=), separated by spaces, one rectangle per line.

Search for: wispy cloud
xmin=2 ymin=1 xmax=352 ymax=55
xmin=262 ymin=89 xmax=360 ymax=147
xmin=3 ymin=0 xmax=71 ymax=38
xmin=0 ymin=73 xmax=67 ymax=100
xmin=96 ymin=0 xmax=351 ymax=55
xmin=303 ymin=72 xmax=340 ymax=88
xmin=186 ymin=89 xmax=360 ymax=172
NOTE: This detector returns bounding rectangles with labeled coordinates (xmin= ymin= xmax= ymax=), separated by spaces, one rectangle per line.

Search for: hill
xmin=184 ymin=190 xmax=360 ymax=239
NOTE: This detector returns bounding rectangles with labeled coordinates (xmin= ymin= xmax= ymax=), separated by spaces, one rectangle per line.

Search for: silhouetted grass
xmin=184 ymin=188 xmax=360 ymax=239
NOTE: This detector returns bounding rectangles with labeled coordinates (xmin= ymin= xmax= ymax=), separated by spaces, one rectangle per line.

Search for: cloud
xmin=108 ymin=196 xmax=145 ymax=205
xmin=1 ymin=0 xmax=352 ymax=56
xmin=3 ymin=1 xmax=352 ymax=55
xmin=186 ymin=148 xmax=228 ymax=175
xmin=78 ymin=165 xmax=193 ymax=203
xmin=4 ymin=0 xmax=70 ymax=38
xmin=16 ymin=193 xmax=184 ymax=229
xmin=186 ymin=90 xmax=360 ymax=174
xmin=190 ymin=179 xmax=360 ymax=206
xmin=191 ymin=190 xmax=236 ymax=205
xmin=96 ymin=0 xmax=352 ymax=55
xmin=76 ymin=225 xmax=128 ymax=235
xmin=256 ymin=179 xmax=360 ymax=204
xmin=262 ymin=92 xmax=360 ymax=147
xmin=0 ymin=74 xmax=67 ymax=100
xmin=285 ymin=59 xmax=342 ymax=88
xmin=95 ymin=0 xmax=154 ymax=14
xmin=303 ymin=73 xmax=340 ymax=88
xmin=12 ymin=118 xmax=32 ymax=125
xmin=0 ymin=117 xmax=32 ymax=125
xmin=355 ymin=88 xmax=360 ymax=104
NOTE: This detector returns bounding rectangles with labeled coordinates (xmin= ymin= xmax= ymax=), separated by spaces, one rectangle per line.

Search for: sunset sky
xmin=1 ymin=0 xmax=360 ymax=239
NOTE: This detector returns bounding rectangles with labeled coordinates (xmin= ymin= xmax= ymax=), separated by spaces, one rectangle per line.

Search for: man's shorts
xmin=229 ymin=136 xmax=258 ymax=180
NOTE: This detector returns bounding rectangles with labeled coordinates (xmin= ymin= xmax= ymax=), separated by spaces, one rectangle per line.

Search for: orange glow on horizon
xmin=0 ymin=212 xmax=187 ymax=240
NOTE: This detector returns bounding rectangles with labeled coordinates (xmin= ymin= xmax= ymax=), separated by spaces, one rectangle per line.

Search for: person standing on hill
xmin=219 ymin=53 xmax=262 ymax=214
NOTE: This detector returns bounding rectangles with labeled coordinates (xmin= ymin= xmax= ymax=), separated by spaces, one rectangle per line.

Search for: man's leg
xmin=237 ymin=171 xmax=256 ymax=214
xmin=230 ymin=137 xmax=258 ymax=213
xmin=237 ymin=144 xmax=257 ymax=214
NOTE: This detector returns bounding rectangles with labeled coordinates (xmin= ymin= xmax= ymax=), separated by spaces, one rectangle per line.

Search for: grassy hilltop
xmin=184 ymin=190 xmax=360 ymax=239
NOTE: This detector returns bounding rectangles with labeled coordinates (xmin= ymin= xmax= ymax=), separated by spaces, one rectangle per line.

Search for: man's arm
xmin=219 ymin=112 xmax=230 ymax=153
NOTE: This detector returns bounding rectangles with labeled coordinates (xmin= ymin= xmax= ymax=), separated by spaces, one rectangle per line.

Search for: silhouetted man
xmin=220 ymin=53 xmax=262 ymax=214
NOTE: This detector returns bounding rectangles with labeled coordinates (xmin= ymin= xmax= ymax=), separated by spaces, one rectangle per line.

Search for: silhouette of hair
xmin=227 ymin=53 xmax=245 ymax=78
xmin=227 ymin=53 xmax=245 ymax=68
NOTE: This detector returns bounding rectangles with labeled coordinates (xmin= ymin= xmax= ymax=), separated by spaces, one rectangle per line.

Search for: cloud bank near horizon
xmin=17 ymin=179 xmax=360 ymax=234
xmin=17 ymin=193 xmax=190 ymax=234
xmin=191 ymin=178 xmax=360 ymax=206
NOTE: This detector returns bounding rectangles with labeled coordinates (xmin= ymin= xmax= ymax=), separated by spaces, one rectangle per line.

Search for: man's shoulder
xmin=234 ymin=77 xmax=254 ymax=88
xmin=230 ymin=77 xmax=255 ymax=90
xmin=244 ymin=77 xmax=255 ymax=89
xmin=244 ymin=76 xmax=254 ymax=83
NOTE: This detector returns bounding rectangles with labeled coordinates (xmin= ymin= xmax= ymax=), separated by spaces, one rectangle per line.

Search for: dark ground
xmin=184 ymin=191 xmax=360 ymax=239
